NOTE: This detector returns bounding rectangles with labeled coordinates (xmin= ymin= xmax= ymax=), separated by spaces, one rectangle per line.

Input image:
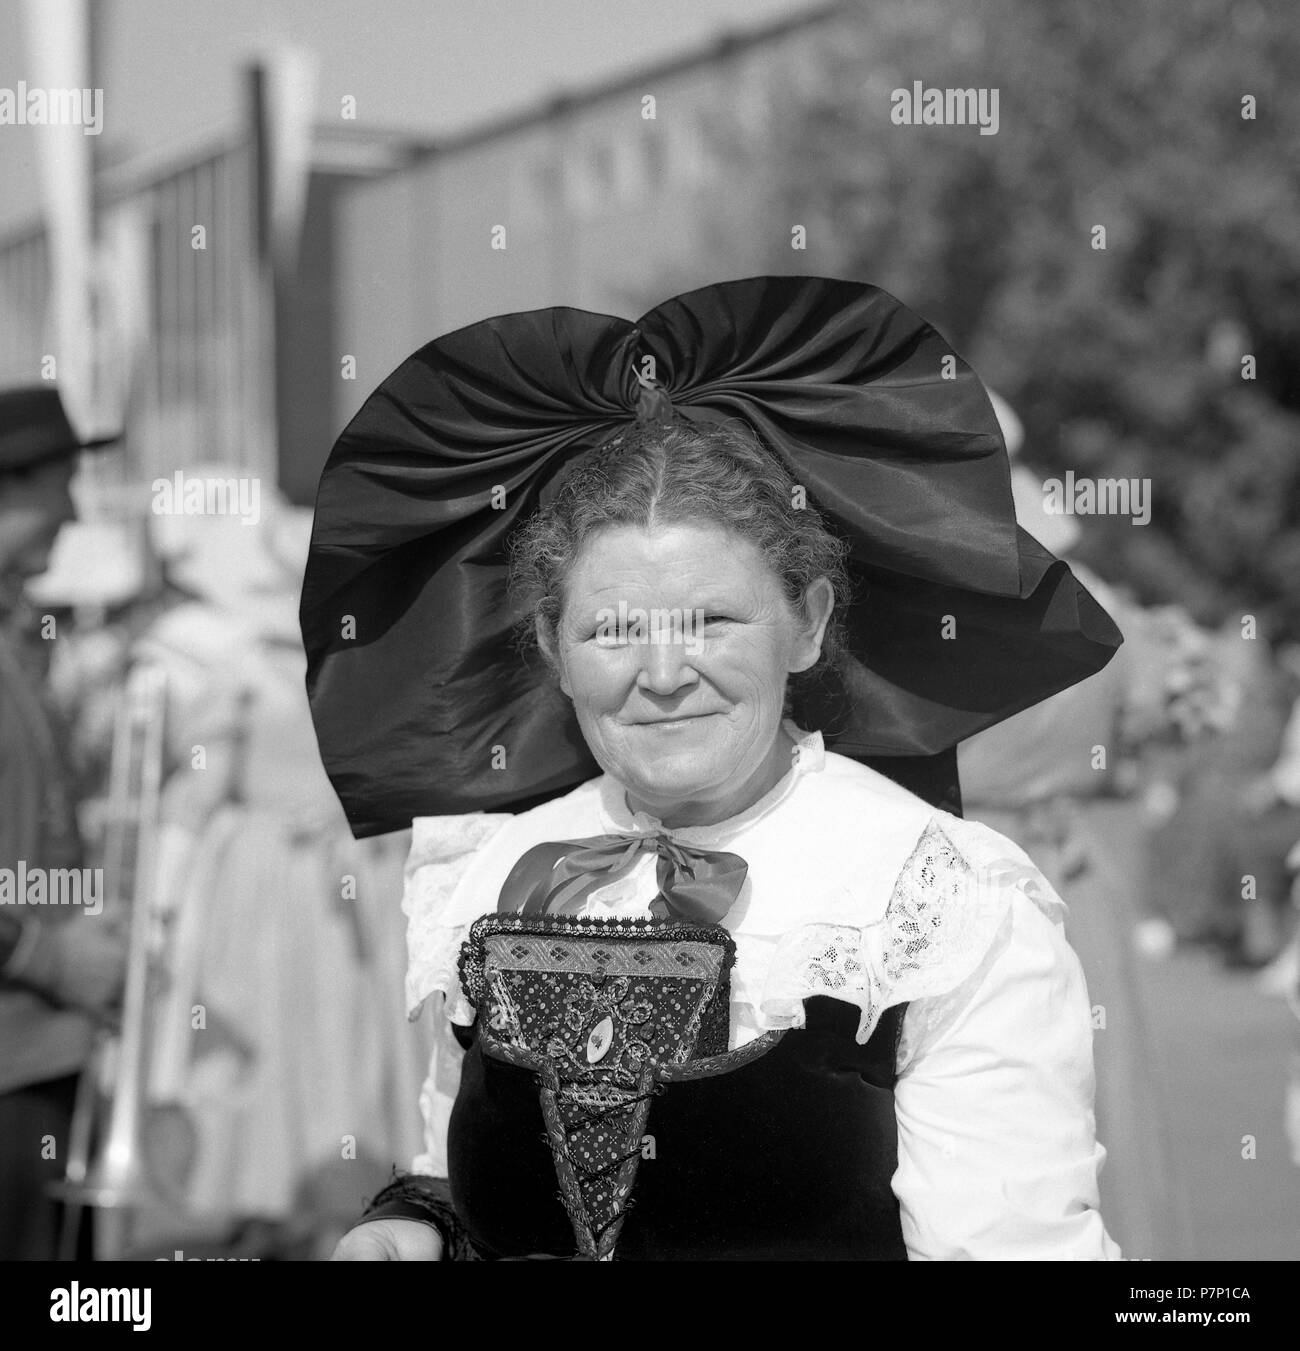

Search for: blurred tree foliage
xmin=748 ymin=0 xmax=1300 ymax=640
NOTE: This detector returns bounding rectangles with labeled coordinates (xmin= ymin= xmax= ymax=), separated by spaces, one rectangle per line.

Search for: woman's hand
xmin=329 ymin=1219 xmax=443 ymax=1261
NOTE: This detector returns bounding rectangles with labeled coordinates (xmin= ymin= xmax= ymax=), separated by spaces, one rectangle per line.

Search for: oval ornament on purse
xmin=586 ymin=1015 xmax=614 ymax=1064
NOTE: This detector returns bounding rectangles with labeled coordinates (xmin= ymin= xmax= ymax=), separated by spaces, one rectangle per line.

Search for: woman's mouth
xmin=632 ymin=713 xmax=715 ymax=730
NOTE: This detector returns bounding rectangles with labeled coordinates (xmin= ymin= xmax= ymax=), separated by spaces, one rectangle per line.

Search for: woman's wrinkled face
xmin=548 ymin=521 xmax=833 ymax=828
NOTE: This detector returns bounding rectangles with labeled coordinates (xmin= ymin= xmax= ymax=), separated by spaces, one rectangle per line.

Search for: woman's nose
xmin=635 ymin=636 xmax=699 ymax=696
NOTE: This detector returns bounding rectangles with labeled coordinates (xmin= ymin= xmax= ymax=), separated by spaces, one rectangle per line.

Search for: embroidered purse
xmin=458 ymin=912 xmax=735 ymax=1260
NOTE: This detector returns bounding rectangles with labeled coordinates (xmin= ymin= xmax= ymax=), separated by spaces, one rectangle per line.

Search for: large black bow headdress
xmin=301 ymin=276 xmax=1122 ymax=837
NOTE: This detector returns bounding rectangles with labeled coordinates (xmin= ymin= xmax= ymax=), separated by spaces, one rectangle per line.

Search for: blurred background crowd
xmin=0 ymin=0 xmax=1297 ymax=1260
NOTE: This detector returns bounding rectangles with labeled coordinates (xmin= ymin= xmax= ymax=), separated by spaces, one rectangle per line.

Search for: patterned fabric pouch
xmin=458 ymin=914 xmax=734 ymax=1260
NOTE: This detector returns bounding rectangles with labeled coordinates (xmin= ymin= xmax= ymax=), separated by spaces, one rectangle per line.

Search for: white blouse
xmin=400 ymin=724 xmax=1121 ymax=1261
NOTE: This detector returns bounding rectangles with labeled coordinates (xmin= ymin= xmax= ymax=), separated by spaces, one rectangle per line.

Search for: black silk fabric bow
xmin=496 ymin=833 xmax=750 ymax=926
xmin=300 ymin=276 xmax=1123 ymax=837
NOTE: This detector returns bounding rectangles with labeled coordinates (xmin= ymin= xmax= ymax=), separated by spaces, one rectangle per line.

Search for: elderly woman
xmin=301 ymin=278 xmax=1123 ymax=1261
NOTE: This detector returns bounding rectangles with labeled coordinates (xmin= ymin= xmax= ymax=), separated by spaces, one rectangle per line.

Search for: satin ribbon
xmin=497 ymin=830 xmax=748 ymax=926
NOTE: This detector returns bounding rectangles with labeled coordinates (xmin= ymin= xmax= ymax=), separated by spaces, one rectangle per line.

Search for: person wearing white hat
xmin=117 ymin=477 xmax=432 ymax=1251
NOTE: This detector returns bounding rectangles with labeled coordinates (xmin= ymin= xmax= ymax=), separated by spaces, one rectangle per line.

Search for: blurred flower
xmin=1118 ymin=604 xmax=1242 ymax=748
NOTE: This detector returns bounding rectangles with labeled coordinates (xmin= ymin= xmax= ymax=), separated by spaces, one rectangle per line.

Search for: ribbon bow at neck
xmin=497 ymin=830 xmax=749 ymax=927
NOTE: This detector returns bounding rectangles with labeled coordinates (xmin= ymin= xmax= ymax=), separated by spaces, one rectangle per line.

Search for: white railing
xmin=0 ymin=135 xmax=261 ymax=517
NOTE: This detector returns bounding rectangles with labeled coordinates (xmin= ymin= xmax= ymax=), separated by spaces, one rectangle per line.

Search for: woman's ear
xmin=535 ymin=614 xmax=572 ymax=698
xmin=789 ymin=576 xmax=835 ymax=674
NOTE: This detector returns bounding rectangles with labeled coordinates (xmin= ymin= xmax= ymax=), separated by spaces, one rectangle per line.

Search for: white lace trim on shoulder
xmin=747 ymin=813 xmax=1066 ymax=1044
xmin=403 ymin=813 xmax=514 ymax=1023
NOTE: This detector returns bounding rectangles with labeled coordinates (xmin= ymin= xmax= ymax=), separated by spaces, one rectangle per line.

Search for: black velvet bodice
xmin=448 ymin=996 xmax=909 ymax=1261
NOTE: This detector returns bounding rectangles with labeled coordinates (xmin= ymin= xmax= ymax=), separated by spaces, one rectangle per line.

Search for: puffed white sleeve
xmin=890 ymin=821 xmax=1121 ymax=1261
xmin=410 ymin=997 xmax=465 ymax=1177
xmin=401 ymin=813 xmax=513 ymax=1176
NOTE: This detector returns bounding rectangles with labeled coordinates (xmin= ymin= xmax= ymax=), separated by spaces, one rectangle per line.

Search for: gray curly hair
xmin=509 ymin=418 xmax=851 ymax=694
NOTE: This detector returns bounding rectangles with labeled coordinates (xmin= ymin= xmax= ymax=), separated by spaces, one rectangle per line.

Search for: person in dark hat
xmin=304 ymin=277 xmax=1124 ymax=1260
xmin=0 ymin=386 xmax=125 ymax=1260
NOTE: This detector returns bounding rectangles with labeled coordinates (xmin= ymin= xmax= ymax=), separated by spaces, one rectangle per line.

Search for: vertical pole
xmin=244 ymin=64 xmax=278 ymax=485
xmin=20 ymin=0 xmax=95 ymax=428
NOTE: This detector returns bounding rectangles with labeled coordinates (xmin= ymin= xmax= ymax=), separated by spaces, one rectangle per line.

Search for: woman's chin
xmin=613 ymin=752 xmax=711 ymax=801
xmin=616 ymin=755 xmax=746 ymax=820
xmin=597 ymin=716 xmax=782 ymax=818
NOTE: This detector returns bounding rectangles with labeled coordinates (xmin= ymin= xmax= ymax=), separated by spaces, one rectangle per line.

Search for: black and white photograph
xmin=0 ymin=0 xmax=1297 ymax=1307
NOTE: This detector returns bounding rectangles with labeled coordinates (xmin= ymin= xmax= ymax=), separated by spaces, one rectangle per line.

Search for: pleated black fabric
xmin=300 ymin=276 xmax=1122 ymax=836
